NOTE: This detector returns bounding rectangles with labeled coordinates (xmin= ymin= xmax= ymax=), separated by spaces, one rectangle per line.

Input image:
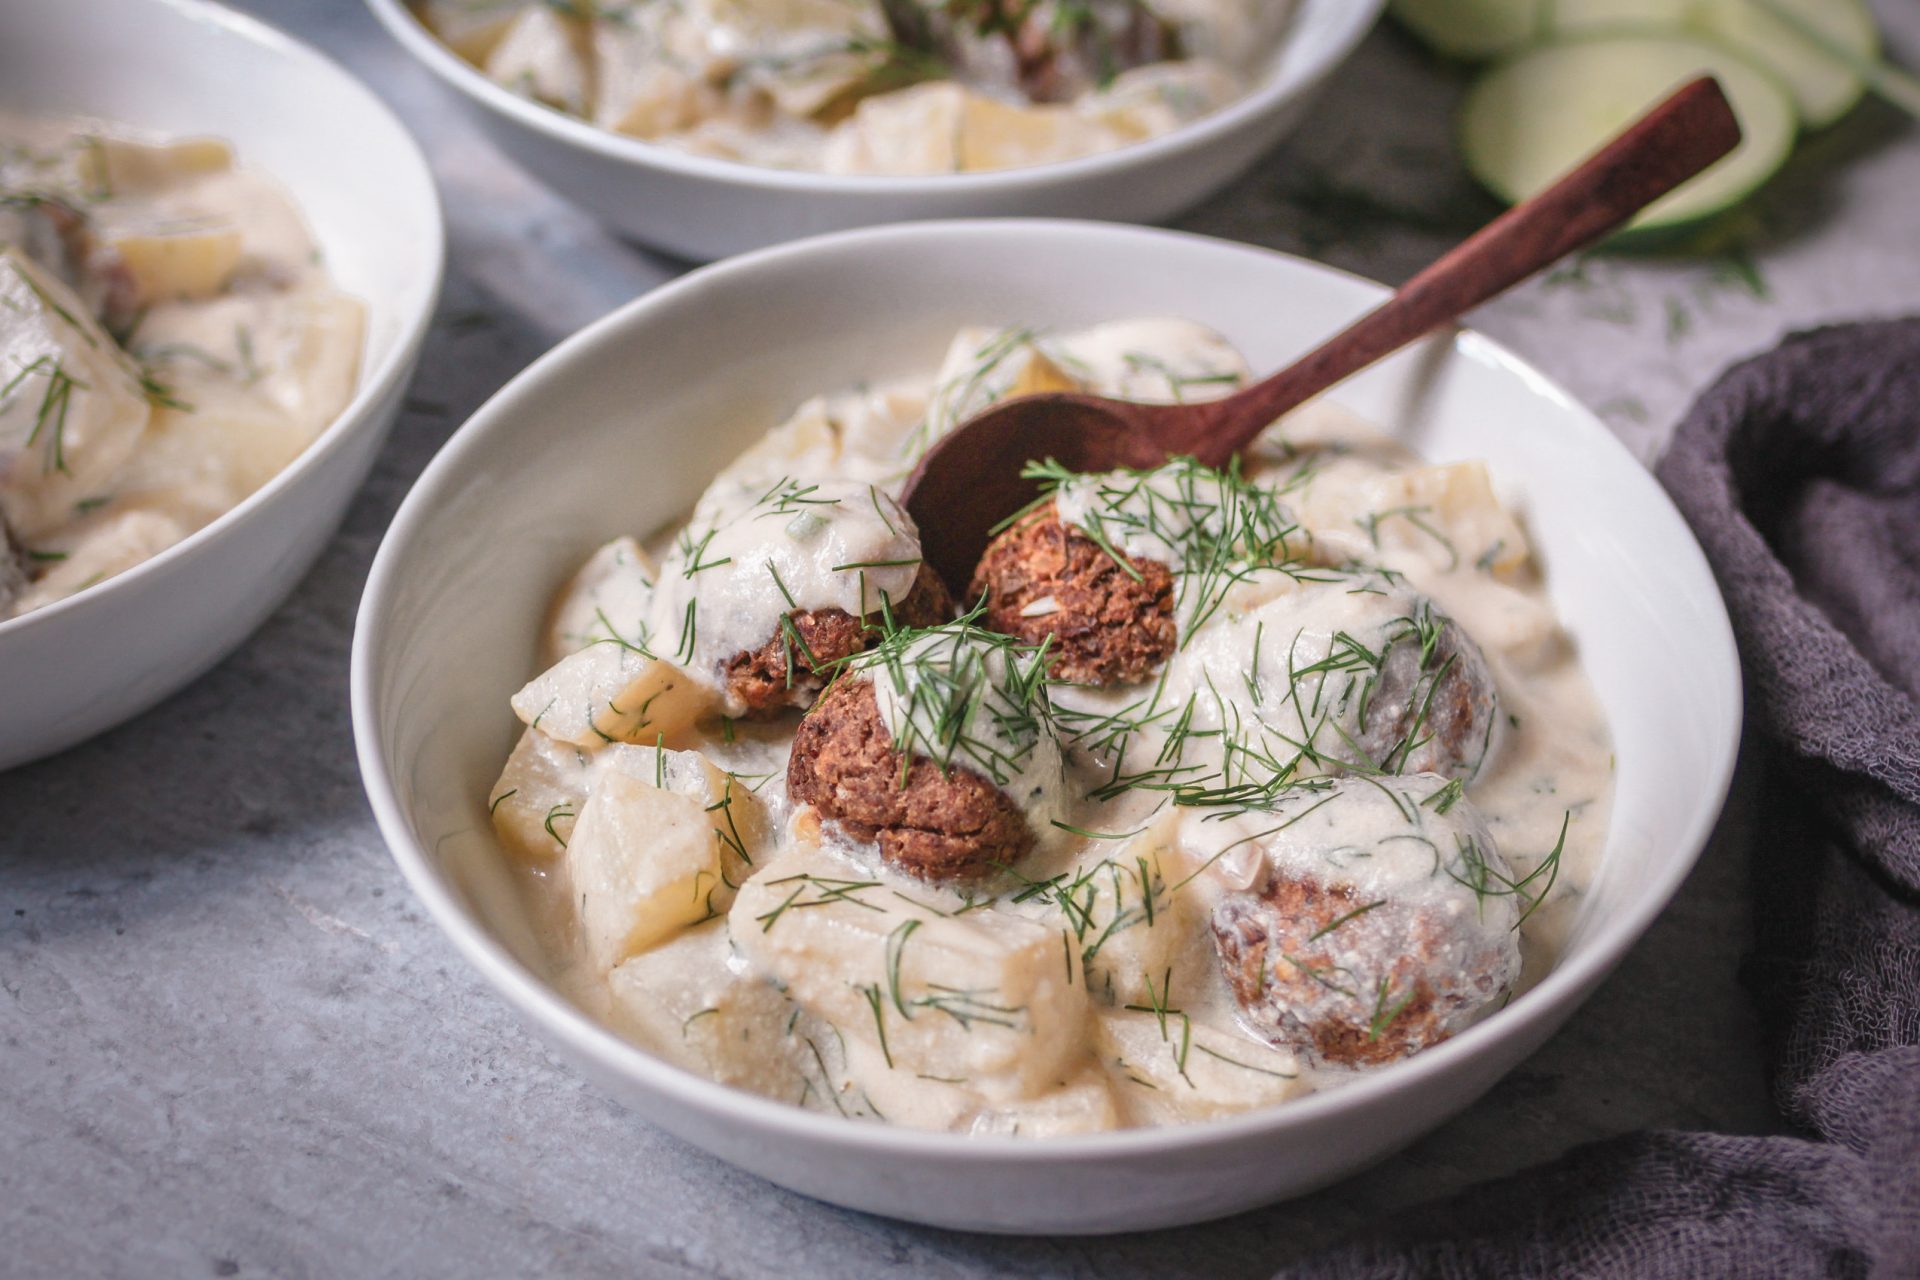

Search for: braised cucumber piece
xmin=1389 ymin=0 xmax=1544 ymax=60
xmin=1549 ymin=0 xmax=1879 ymax=129
xmin=1459 ymin=34 xmax=1797 ymax=236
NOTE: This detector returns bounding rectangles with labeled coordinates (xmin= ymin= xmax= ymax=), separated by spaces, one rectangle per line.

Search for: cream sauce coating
xmin=0 ymin=115 xmax=363 ymax=619
xmin=648 ymin=474 xmax=925 ymax=714
xmin=494 ymin=317 xmax=1616 ymax=1133
xmin=417 ymin=1 xmax=1298 ymax=174
xmin=866 ymin=627 xmax=1066 ymax=838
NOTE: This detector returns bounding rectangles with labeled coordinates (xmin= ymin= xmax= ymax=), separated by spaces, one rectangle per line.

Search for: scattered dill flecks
xmin=1306 ymin=898 xmax=1387 ymax=943
xmin=1664 ymin=297 xmax=1693 ymax=346
xmin=1704 ymin=246 xmax=1770 ymax=301
xmin=1442 ymin=812 xmax=1570 ymax=928
xmin=1 ymin=356 xmax=88 ymax=475
xmin=902 ymin=327 xmax=1044 ymax=458
xmin=1595 ymin=396 xmax=1649 ymax=424
xmin=755 ymin=873 xmax=886 ymax=931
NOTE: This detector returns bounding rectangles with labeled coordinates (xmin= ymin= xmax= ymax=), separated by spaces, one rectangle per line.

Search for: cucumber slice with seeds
xmin=1390 ymin=0 xmax=1545 ymax=61
xmin=1459 ymin=34 xmax=1797 ymax=237
xmin=1550 ymin=0 xmax=1685 ymax=33
xmin=1696 ymin=0 xmax=1878 ymax=130
xmin=1547 ymin=0 xmax=1880 ymax=129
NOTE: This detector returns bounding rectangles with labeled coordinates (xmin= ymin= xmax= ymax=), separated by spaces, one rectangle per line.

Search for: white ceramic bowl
xmin=0 ymin=0 xmax=443 ymax=772
xmin=353 ymin=221 xmax=1741 ymax=1234
xmin=365 ymin=0 xmax=1383 ymax=261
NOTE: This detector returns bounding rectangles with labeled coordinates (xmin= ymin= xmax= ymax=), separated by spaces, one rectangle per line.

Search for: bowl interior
xmin=0 ymin=0 xmax=437 ymax=424
xmin=367 ymin=0 xmax=1384 ymax=191
xmin=359 ymin=221 xmax=1739 ymax=1145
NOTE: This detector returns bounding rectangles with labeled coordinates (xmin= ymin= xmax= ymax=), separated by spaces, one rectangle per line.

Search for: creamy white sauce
xmin=866 ymin=626 xmax=1066 ymax=839
xmin=418 ymin=0 xmax=1297 ymax=174
xmin=493 ymin=318 xmax=1617 ymax=1134
xmin=0 ymin=115 xmax=362 ymax=619
xmin=1053 ymin=459 xmax=1298 ymax=578
xmin=647 ymin=473 xmax=924 ymax=713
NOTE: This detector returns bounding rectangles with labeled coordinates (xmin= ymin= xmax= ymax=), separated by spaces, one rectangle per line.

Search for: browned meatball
xmin=1211 ymin=876 xmax=1520 ymax=1069
xmin=787 ymin=676 xmax=1033 ymax=882
xmin=969 ymin=504 xmax=1175 ymax=686
xmin=724 ymin=564 xmax=953 ymax=717
xmin=1205 ymin=775 xmax=1521 ymax=1068
xmin=1358 ymin=607 xmax=1501 ymax=779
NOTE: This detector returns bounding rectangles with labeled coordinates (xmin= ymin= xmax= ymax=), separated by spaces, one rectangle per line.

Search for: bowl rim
xmin=352 ymin=218 xmax=1742 ymax=1163
xmin=0 ymin=0 xmax=446 ymax=642
xmin=363 ymin=0 xmax=1386 ymax=195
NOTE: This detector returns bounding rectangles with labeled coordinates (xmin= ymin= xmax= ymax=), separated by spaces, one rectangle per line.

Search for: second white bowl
xmin=366 ymin=0 xmax=1384 ymax=261
xmin=0 ymin=0 xmax=443 ymax=772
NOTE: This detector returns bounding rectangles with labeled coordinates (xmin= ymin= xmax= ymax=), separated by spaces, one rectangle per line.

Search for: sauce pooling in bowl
xmin=489 ymin=319 xmax=1615 ymax=1134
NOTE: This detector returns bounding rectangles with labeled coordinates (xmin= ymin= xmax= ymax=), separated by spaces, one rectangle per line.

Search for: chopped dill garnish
xmin=1024 ymin=454 xmax=1306 ymax=646
xmin=1306 ymin=898 xmax=1388 ymax=942
xmin=844 ymin=612 xmax=1056 ymax=791
xmin=542 ymin=802 xmax=576 ymax=849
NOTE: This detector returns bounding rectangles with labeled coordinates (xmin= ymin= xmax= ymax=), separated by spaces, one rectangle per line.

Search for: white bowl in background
xmin=0 ymin=0 xmax=443 ymax=772
xmin=364 ymin=0 xmax=1384 ymax=261
xmin=352 ymin=220 xmax=1740 ymax=1234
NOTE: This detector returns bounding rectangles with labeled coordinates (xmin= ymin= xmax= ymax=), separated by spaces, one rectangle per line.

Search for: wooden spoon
xmin=902 ymin=76 xmax=1742 ymax=593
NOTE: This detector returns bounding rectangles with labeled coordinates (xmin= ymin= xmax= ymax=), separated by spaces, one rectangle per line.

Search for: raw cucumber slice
xmin=1459 ymin=34 xmax=1797 ymax=235
xmin=1390 ymin=0 xmax=1545 ymax=61
xmin=1549 ymin=0 xmax=1686 ymax=34
xmin=1695 ymin=0 xmax=1879 ymax=129
xmin=1548 ymin=0 xmax=1880 ymax=129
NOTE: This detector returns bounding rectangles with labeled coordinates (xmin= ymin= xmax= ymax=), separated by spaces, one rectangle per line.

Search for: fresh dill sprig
xmin=1442 ymin=811 xmax=1570 ymax=928
xmin=1 ymin=355 xmax=88 ymax=475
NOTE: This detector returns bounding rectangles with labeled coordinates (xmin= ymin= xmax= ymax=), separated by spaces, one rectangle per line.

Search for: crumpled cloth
xmin=1282 ymin=320 xmax=1920 ymax=1279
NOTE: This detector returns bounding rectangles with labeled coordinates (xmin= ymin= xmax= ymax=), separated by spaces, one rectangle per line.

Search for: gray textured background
xmin=6 ymin=2 xmax=1919 ymax=1276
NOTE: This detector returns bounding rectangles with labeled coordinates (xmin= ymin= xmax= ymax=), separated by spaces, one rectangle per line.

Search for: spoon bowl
xmin=903 ymin=76 xmax=1741 ymax=591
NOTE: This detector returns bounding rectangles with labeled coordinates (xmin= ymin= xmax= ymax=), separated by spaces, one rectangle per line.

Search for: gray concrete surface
xmin=5 ymin=2 xmax=1918 ymax=1275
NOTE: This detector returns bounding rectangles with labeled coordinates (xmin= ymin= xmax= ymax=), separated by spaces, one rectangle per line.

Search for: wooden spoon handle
xmin=1189 ymin=76 xmax=1743 ymax=460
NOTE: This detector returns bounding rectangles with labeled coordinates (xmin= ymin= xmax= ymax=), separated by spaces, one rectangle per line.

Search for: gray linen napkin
xmin=1281 ymin=320 xmax=1920 ymax=1279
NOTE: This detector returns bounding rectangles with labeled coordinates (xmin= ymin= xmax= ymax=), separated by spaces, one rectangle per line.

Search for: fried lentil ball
xmin=1201 ymin=775 xmax=1522 ymax=1068
xmin=1355 ymin=604 xmax=1502 ymax=780
xmin=1195 ymin=577 xmax=1502 ymax=781
xmin=968 ymin=504 xmax=1175 ymax=686
xmin=786 ymin=675 xmax=1035 ymax=882
xmin=723 ymin=564 xmax=953 ymax=717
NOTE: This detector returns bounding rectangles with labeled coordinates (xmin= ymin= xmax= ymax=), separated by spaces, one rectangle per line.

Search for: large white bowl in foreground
xmin=0 ymin=0 xmax=443 ymax=772
xmin=352 ymin=221 xmax=1740 ymax=1234
xmin=365 ymin=0 xmax=1383 ymax=261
